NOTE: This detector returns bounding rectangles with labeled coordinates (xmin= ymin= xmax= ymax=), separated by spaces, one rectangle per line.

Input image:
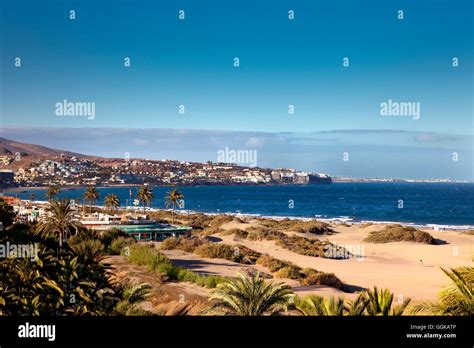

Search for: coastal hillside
xmin=0 ymin=136 xmax=90 ymax=158
xmin=0 ymin=137 xmax=331 ymax=187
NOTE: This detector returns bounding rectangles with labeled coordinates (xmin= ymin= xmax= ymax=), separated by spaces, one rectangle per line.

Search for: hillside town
xmin=0 ymin=153 xmax=332 ymax=188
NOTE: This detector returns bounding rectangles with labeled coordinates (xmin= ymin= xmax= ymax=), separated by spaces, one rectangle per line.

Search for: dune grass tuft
xmin=364 ymin=225 xmax=435 ymax=244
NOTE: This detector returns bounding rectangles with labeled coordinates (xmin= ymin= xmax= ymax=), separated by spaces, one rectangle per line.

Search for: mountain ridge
xmin=0 ymin=137 xmax=93 ymax=158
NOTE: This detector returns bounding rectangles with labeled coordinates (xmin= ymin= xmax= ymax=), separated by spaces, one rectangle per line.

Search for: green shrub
xmin=186 ymin=213 xmax=213 ymax=229
xmin=157 ymin=263 xmax=181 ymax=280
xmin=275 ymin=265 xmax=303 ymax=280
xmin=160 ymin=236 xmax=180 ymax=250
xmin=100 ymin=228 xmax=130 ymax=247
xmin=109 ymin=236 xmax=134 ymax=255
xmin=194 ymin=243 xmax=237 ymax=261
xmin=128 ymin=244 xmax=171 ymax=270
xmin=259 ymin=218 xmax=334 ymax=235
xmin=256 ymin=255 xmax=292 ymax=272
xmin=276 ymin=235 xmax=327 ymax=257
xmin=209 ymin=214 xmax=234 ymax=228
xmin=197 ymin=226 xmax=223 ymax=236
xmin=301 ymin=269 xmax=344 ymax=289
xmin=364 ymin=225 xmax=435 ymax=244
xmin=246 ymin=227 xmax=286 ymax=241
xmin=231 ymin=229 xmax=249 ymax=240
xmin=160 ymin=236 xmax=207 ymax=252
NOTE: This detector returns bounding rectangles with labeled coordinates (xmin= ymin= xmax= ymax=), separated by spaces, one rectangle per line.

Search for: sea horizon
xmin=7 ymin=182 xmax=474 ymax=228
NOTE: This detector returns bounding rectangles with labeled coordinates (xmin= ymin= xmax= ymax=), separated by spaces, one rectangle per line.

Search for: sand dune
xmin=218 ymin=221 xmax=473 ymax=302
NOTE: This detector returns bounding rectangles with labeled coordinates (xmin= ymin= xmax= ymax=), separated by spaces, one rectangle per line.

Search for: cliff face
xmin=308 ymin=174 xmax=332 ymax=184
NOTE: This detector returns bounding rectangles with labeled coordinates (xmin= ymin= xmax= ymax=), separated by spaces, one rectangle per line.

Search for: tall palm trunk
xmin=172 ymin=202 xmax=175 ymax=224
xmin=59 ymin=229 xmax=64 ymax=248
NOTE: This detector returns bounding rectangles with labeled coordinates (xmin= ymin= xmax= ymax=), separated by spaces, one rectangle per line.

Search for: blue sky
xmin=0 ymin=0 xmax=473 ymax=179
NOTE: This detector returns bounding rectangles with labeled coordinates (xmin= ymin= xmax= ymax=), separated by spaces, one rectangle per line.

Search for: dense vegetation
xmin=0 ymin=200 xmax=150 ymax=316
xmin=295 ymin=287 xmax=411 ymax=316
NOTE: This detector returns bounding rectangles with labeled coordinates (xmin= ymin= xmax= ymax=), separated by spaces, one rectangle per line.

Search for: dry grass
xmin=276 ymin=235 xmax=329 ymax=258
xmin=364 ymin=225 xmax=435 ymax=244
xmin=301 ymin=268 xmax=343 ymax=288
xmin=193 ymin=243 xmax=260 ymax=265
xmin=236 ymin=226 xmax=351 ymax=259
xmin=256 ymin=254 xmax=344 ymax=290
xmin=246 ymin=226 xmax=287 ymax=241
xmin=258 ymin=218 xmax=334 ymax=235
xmin=160 ymin=236 xmax=207 ymax=252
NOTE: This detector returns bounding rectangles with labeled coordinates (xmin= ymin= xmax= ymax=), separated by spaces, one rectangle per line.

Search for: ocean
xmin=6 ymin=182 xmax=474 ymax=227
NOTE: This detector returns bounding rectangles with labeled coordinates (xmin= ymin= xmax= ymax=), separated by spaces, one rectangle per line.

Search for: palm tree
xmin=410 ymin=267 xmax=473 ymax=316
xmin=84 ymin=186 xmax=99 ymax=214
xmin=209 ymin=272 xmax=294 ymax=315
xmin=364 ymin=287 xmax=411 ymax=316
xmin=164 ymin=188 xmax=184 ymax=224
xmin=115 ymin=282 xmax=152 ymax=315
xmin=137 ymin=185 xmax=154 ymax=213
xmin=345 ymin=293 xmax=369 ymax=316
xmin=35 ymin=200 xmax=85 ymax=248
xmin=45 ymin=186 xmax=61 ymax=201
xmin=69 ymin=239 xmax=105 ymax=265
xmin=104 ymin=193 xmax=120 ymax=210
xmin=296 ymin=295 xmax=345 ymax=316
xmin=0 ymin=200 xmax=16 ymax=229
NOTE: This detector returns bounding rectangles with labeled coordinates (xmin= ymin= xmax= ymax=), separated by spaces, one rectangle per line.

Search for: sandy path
xmin=161 ymin=246 xmax=351 ymax=298
xmin=217 ymin=224 xmax=473 ymax=302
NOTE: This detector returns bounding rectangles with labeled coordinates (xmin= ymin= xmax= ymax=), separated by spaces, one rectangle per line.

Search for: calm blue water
xmin=6 ymin=183 xmax=474 ymax=226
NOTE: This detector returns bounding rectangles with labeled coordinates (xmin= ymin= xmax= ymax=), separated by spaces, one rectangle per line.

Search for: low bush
xmin=109 ymin=236 xmax=135 ymax=255
xmin=160 ymin=236 xmax=207 ymax=252
xmin=256 ymin=255 xmax=344 ymax=290
xmin=246 ymin=227 xmax=286 ymax=241
xmin=100 ymin=228 xmax=130 ymax=246
xmin=364 ymin=225 xmax=435 ymax=244
xmin=197 ymin=226 xmax=223 ymax=236
xmin=231 ymin=229 xmax=249 ymax=240
xmin=259 ymin=218 xmax=334 ymax=235
xmin=209 ymin=214 xmax=234 ymax=228
xmin=183 ymin=213 xmax=213 ymax=229
xmin=256 ymin=255 xmax=291 ymax=273
xmin=301 ymin=268 xmax=344 ymax=289
xmin=274 ymin=265 xmax=303 ymax=280
xmin=194 ymin=243 xmax=237 ymax=261
xmin=276 ymin=235 xmax=328 ymax=257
